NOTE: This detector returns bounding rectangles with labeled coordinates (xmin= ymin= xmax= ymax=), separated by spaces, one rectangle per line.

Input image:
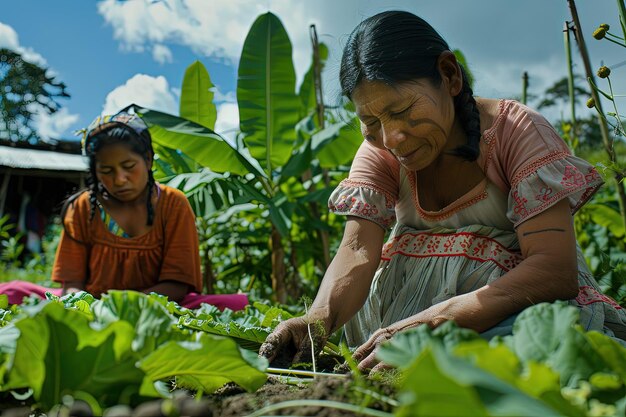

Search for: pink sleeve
xmin=347 ymin=141 xmax=401 ymax=198
xmin=328 ymin=142 xmax=400 ymax=229
xmin=488 ymin=102 xmax=603 ymax=226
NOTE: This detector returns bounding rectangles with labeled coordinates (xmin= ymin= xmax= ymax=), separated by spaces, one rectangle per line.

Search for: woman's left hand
xmin=352 ymin=327 xmax=398 ymax=373
xmin=352 ymin=300 xmax=452 ymax=373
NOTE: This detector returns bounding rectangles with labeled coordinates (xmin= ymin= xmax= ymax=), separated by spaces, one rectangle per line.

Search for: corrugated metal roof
xmin=0 ymin=145 xmax=88 ymax=172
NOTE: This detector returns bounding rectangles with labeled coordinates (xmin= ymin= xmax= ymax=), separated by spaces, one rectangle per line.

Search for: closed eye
xmin=390 ymin=105 xmax=412 ymax=118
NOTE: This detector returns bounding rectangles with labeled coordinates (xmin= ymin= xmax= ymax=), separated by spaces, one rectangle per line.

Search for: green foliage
xmin=136 ymin=12 xmax=358 ymax=303
xmin=379 ymin=302 xmax=626 ymax=416
xmin=0 ymin=291 xmax=270 ymax=410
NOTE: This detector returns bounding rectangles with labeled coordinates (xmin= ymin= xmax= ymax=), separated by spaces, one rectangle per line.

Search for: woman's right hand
xmin=259 ymin=316 xmax=329 ymax=366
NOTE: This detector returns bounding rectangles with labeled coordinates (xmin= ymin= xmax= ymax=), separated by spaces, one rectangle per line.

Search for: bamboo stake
xmin=564 ymin=21 xmax=578 ymax=154
xmin=568 ymin=0 xmax=626 ymax=229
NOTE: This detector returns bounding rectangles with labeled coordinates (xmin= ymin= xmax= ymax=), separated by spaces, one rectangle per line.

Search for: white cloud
xmin=33 ymin=107 xmax=80 ymax=141
xmin=215 ymin=102 xmax=239 ymax=145
xmin=96 ymin=0 xmax=322 ymax=86
xmin=97 ymin=0 xmax=264 ymax=62
xmin=0 ymin=22 xmax=47 ymax=66
xmin=152 ymin=44 xmax=173 ymax=64
xmin=102 ymin=74 xmax=178 ymax=116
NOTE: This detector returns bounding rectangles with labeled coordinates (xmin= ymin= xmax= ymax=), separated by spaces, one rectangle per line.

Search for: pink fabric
xmin=0 ymin=280 xmax=248 ymax=311
xmin=180 ymin=293 xmax=249 ymax=311
xmin=0 ymin=280 xmax=63 ymax=305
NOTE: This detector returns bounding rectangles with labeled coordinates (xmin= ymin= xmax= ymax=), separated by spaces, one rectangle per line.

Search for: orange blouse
xmin=51 ymin=184 xmax=202 ymax=297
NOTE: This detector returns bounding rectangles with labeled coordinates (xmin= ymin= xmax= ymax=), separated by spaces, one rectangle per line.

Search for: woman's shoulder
xmin=157 ymin=184 xmax=192 ymax=210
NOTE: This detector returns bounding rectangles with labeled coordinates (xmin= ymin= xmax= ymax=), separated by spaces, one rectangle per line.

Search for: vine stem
xmin=242 ymin=399 xmax=394 ymax=417
xmin=266 ymin=367 xmax=348 ymax=378
xmin=304 ymin=301 xmax=317 ymax=374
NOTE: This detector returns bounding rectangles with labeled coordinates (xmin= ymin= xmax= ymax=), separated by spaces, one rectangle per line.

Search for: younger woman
xmin=0 ymin=109 xmax=247 ymax=311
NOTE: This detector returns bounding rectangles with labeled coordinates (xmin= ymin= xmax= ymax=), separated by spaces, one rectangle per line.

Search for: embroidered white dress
xmin=328 ymin=100 xmax=626 ymax=347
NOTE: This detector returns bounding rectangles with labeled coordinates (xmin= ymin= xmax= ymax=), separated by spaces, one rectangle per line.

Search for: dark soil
xmin=0 ymin=373 xmax=396 ymax=417
xmin=209 ymin=375 xmax=396 ymax=417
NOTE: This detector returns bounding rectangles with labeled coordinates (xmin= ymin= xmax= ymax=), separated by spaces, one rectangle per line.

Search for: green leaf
xmin=398 ymin=346 xmax=569 ymax=417
xmin=504 ymin=302 xmax=608 ymax=386
xmin=583 ymin=330 xmax=626 ymax=381
xmin=377 ymin=321 xmax=479 ymax=369
xmin=279 ymin=141 xmax=312 ymax=183
xmin=90 ymin=290 xmax=187 ymax=355
xmin=585 ymin=203 xmax=625 ymax=237
xmin=178 ymin=316 xmax=270 ymax=351
xmin=5 ymin=302 xmax=151 ymax=409
xmin=138 ymin=333 xmax=267 ymax=394
xmin=180 ymin=60 xmax=217 ymax=130
xmin=312 ymin=122 xmax=362 ymax=168
xmin=133 ymin=106 xmax=260 ymax=177
xmin=237 ymin=12 xmax=301 ymax=175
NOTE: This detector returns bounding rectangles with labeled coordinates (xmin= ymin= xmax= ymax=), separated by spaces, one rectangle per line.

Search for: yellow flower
xmin=597 ymin=66 xmax=611 ymax=78
xmin=600 ymin=23 xmax=610 ymax=30
xmin=586 ymin=97 xmax=596 ymax=108
xmin=593 ymin=27 xmax=607 ymax=39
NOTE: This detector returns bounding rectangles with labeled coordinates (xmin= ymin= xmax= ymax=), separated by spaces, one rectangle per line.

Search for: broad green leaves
xmin=378 ymin=302 xmax=626 ymax=416
xmin=138 ymin=333 xmax=267 ymax=394
xmin=136 ymin=107 xmax=255 ymax=176
xmin=238 ymin=12 xmax=300 ymax=175
xmin=0 ymin=293 xmax=269 ymax=409
xmin=180 ymin=60 xmax=217 ymax=130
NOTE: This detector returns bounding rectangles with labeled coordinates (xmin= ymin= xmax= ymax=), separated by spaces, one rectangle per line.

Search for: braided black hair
xmin=60 ymin=123 xmax=156 ymax=242
xmin=339 ymin=10 xmax=480 ymax=161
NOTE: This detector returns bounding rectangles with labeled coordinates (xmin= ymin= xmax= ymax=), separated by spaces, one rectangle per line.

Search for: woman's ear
xmin=437 ymin=51 xmax=463 ymax=97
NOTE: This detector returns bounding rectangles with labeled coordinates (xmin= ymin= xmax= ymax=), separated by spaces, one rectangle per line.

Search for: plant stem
xmin=266 ymin=367 xmax=348 ymax=378
xmin=243 ymin=399 xmax=394 ymax=417
xmin=605 ymin=36 xmax=626 ymax=48
xmin=304 ymin=301 xmax=317 ymax=374
xmin=568 ymin=0 xmax=626 ymax=229
xmin=607 ymin=77 xmax=626 ymax=135
xmin=564 ymin=21 xmax=578 ymax=153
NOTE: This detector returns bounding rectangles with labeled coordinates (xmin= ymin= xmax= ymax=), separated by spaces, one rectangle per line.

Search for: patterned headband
xmin=78 ymin=107 xmax=150 ymax=155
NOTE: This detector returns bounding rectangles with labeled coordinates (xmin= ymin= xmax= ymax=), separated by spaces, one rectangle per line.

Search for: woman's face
xmin=95 ymin=143 xmax=151 ymax=202
xmin=352 ymin=78 xmax=457 ymax=171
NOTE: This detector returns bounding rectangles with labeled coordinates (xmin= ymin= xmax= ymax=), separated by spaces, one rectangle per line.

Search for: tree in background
xmin=0 ymin=48 xmax=69 ymax=143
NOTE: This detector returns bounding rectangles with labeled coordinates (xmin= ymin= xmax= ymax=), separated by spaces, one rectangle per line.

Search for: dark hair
xmin=339 ymin=10 xmax=481 ymax=161
xmin=61 ymin=123 xmax=156 ymax=242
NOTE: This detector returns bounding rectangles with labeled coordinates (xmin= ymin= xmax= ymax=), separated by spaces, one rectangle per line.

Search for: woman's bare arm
xmin=143 ymin=281 xmax=190 ymax=304
xmin=307 ymin=216 xmax=386 ymax=333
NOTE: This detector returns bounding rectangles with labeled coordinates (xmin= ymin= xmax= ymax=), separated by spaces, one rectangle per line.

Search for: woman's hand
xmin=352 ymin=327 xmax=398 ymax=373
xmin=259 ymin=317 xmax=329 ymax=366
xmin=353 ymin=301 xmax=449 ymax=373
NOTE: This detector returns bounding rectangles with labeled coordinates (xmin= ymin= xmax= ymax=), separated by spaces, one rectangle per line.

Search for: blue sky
xmin=1 ymin=0 xmax=622 ymax=142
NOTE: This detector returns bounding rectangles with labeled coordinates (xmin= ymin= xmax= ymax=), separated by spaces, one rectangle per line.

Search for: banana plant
xmin=134 ymin=12 xmax=361 ymax=303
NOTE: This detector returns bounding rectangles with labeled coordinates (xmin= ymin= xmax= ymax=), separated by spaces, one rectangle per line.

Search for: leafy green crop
xmin=0 ymin=291 xmax=271 ymax=409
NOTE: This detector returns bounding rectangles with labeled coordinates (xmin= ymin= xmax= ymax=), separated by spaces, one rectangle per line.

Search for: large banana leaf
xmin=180 ymin=60 xmax=217 ymax=130
xmin=237 ymin=12 xmax=300 ymax=175
xmin=132 ymin=105 xmax=263 ymax=178
xmin=312 ymin=121 xmax=363 ymax=168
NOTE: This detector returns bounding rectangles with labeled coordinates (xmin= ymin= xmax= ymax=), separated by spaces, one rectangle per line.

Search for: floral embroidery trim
xmin=380 ymin=230 xmax=523 ymax=272
xmin=509 ymin=165 xmax=603 ymax=226
xmin=328 ymin=184 xmax=396 ymax=228
xmin=576 ymin=285 xmax=623 ymax=309
xmin=337 ymin=179 xmax=396 ymax=209
xmin=510 ymin=151 xmax=572 ymax=189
